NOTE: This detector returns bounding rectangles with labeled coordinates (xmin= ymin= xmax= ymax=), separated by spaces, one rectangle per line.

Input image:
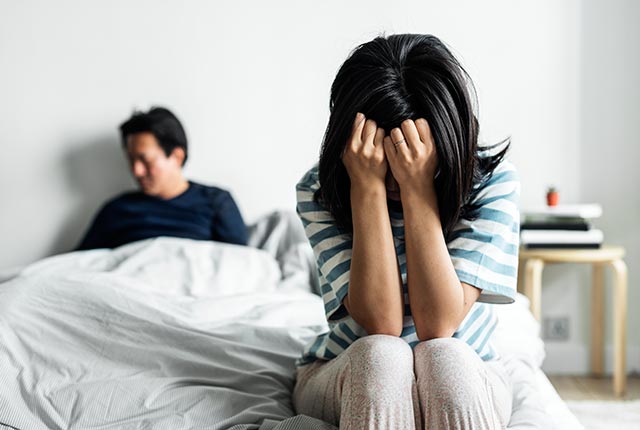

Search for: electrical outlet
xmin=543 ymin=317 xmax=570 ymax=341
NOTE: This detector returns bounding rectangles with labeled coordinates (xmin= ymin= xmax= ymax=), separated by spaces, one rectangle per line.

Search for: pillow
xmin=492 ymin=292 xmax=546 ymax=368
xmin=248 ymin=210 xmax=320 ymax=295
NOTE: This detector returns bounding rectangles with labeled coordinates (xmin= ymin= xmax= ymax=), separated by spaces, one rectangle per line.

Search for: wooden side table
xmin=518 ymin=246 xmax=628 ymax=396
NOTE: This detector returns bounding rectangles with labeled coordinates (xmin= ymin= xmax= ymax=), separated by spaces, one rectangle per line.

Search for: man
xmin=77 ymin=107 xmax=248 ymax=250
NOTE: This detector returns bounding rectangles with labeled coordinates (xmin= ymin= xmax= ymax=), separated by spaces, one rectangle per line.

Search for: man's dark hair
xmin=317 ymin=33 xmax=510 ymax=240
xmin=119 ymin=107 xmax=188 ymax=165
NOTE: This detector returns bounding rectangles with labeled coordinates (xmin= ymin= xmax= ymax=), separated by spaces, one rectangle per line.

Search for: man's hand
xmin=342 ymin=113 xmax=387 ymax=190
xmin=383 ymin=119 xmax=439 ymax=202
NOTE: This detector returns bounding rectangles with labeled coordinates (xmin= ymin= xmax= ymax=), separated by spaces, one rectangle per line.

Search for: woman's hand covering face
xmin=383 ymin=118 xmax=439 ymax=197
xmin=342 ymin=114 xmax=438 ymax=198
xmin=341 ymin=113 xmax=387 ymax=189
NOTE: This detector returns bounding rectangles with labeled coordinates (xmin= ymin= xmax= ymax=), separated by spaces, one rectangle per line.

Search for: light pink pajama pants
xmin=293 ymin=335 xmax=512 ymax=430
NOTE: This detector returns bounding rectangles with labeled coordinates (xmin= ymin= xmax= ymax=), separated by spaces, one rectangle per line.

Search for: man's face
xmin=125 ymin=132 xmax=183 ymax=197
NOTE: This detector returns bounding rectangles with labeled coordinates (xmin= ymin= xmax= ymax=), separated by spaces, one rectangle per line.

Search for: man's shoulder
xmin=189 ymin=180 xmax=225 ymax=193
xmin=188 ymin=180 xmax=231 ymax=200
xmin=100 ymin=190 xmax=143 ymax=210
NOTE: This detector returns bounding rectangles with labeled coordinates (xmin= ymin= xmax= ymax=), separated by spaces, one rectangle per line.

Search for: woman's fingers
xmin=400 ymin=119 xmax=422 ymax=156
xmin=383 ymin=135 xmax=396 ymax=161
xmin=414 ymin=118 xmax=433 ymax=146
xmin=373 ymin=127 xmax=385 ymax=147
xmin=383 ymin=119 xmax=439 ymax=190
xmin=346 ymin=113 xmax=367 ymax=152
xmin=390 ymin=127 xmax=410 ymax=158
xmin=361 ymin=119 xmax=378 ymax=148
xmin=352 ymin=112 xmax=366 ymax=134
xmin=343 ymin=114 xmax=388 ymax=185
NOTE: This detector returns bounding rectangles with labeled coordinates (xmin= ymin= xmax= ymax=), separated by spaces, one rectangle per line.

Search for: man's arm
xmin=76 ymin=205 xmax=110 ymax=250
xmin=212 ymin=191 xmax=248 ymax=246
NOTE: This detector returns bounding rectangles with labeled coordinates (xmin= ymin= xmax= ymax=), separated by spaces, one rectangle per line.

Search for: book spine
xmin=524 ymin=243 xmax=601 ymax=249
xmin=520 ymin=222 xmax=590 ymax=231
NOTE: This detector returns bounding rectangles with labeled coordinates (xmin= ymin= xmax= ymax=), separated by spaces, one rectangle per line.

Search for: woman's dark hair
xmin=317 ymin=33 xmax=509 ymax=239
xmin=119 ymin=107 xmax=188 ymax=165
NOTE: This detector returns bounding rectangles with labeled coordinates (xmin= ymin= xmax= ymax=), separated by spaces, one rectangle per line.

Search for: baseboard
xmin=542 ymin=343 xmax=640 ymax=374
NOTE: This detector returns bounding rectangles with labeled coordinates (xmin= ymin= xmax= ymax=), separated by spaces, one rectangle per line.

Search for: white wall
xmin=1 ymin=0 xmax=637 ymax=373
xmin=567 ymin=0 xmax=640 ymax=373
xmin=534 ymin=0 xmax=640 ymax=375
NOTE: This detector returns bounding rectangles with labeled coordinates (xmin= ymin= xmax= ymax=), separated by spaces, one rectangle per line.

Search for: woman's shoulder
xmin=296 ymin=164 xmax=320 ymax=194
xmin=489 ymin=158 xmax=518 ymax=176
xmin=470 ymin=159 xmax=520 ymax=205
xmin=295 ymin=164 xmax=336 ymax=224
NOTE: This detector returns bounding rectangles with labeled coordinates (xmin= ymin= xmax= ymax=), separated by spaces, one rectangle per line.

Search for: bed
xmin=0 ymin=211 xmax=583 ymax=430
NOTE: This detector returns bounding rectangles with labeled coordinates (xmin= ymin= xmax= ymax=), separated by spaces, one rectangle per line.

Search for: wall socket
xmin=543 ymin=317 xmax=570 ymax=341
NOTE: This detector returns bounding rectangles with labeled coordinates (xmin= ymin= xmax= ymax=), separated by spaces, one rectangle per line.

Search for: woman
xmin=293 ymin=34 xmax=520 ymax=430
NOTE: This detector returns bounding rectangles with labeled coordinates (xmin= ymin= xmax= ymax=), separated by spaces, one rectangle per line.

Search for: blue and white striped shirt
xmin=296 ymin=160 xmax=521 ymax=365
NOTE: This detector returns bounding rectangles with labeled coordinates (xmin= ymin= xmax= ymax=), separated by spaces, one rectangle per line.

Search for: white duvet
xmin=1 ymin=235 xmax=332 ymax=430
xmin=0 ymin=212 xmax=578 ymax=430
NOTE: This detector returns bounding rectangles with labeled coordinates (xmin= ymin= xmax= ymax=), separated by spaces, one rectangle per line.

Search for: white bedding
xmin=0 ymin=211 xmax=582 ymax=429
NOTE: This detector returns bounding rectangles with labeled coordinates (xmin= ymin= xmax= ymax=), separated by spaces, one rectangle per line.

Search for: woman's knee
xmin=416 ymin=337 xmax=483 ymax=374
xmin=414 ymin=337 xmax=479 ymax=365
xmin=414 ymin=338 xmax=488 ymax=402
xmin=349 ymin=334 xmax=412 ymax=363
xmin=346 ymin=335 xmax=414 ymax=382
xmin=414 ymin=338 xmax=510 ymax=427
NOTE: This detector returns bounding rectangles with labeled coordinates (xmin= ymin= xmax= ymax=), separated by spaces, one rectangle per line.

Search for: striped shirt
xmin=296 ymin=160 xmax=521 ymax=366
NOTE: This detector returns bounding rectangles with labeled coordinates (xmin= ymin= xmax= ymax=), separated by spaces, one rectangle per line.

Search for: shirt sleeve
xmin=212 ymin=190 xmax=248 ymax=246
xmin=76 ymin=203 xmax=112 ymax=250
xmin=296 ymin=165 xmax=353 ymax=321
xmin=447 ymin=160 xmax=521 ymax=304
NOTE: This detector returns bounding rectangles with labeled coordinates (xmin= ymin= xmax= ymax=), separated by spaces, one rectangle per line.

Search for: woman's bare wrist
xmin=401 ymin=185 xmax=438 ymax=210
xmin=350 ymin=181 xmax=387 ymax=203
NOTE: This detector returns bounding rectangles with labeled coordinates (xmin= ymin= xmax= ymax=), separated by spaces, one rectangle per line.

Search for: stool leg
xmin=524 ymin=258 xmax=544 ymax=322
xmin=591 ymin=263 xmax=605 ymax=376
xmin=610 ymin=259 xmax=627 ymax=397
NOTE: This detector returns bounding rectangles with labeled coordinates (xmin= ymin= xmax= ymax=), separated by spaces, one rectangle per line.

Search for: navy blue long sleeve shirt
xmin=77 ymin=181 xmax=247 ymax=250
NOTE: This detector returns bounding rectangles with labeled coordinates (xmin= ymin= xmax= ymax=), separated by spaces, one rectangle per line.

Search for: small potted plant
xmin=546 ymin=186 xmax=559 ymax=207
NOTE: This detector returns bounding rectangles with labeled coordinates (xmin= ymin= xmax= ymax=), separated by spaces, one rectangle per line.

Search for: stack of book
xmin=520 ymin=204 xmax=603 ymax=249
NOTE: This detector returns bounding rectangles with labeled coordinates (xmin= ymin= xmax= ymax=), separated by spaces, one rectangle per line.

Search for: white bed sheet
xmin=537 ymin=368 xmax=584 ymax=430
xmin=492 ymin=291 xmax=584 ymax=430
xmin=0 ymin=211 xmax=583 ymax=429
